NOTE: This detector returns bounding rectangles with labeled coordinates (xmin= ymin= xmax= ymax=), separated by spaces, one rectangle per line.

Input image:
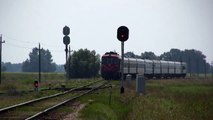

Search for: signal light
xmin=63 ymin=26 xmax=70 ymax=45
xmin=63 ymin=36 xmax=70 ymax=45
xmin=34 ymin=81 xmax=38 ymax=88
xmin=117 ymin=26 xmax=129 ymax=42
xmin=63 ymin=26 xmax=70 ymax=36
xmin=34 ymin=80 xmax=39 ymax=92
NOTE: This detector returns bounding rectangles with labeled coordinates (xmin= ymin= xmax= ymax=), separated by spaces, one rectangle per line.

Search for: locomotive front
xmin=101 ymin=52 xmax=120 ymax=80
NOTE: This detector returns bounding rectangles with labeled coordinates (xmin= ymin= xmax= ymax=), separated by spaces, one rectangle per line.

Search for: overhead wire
xmin=5 ymin=41 xmax=33 ymax=50
xmin=3 ymin=34 xmax=65 ymax=52
xmin=6 ymin=42 xmax=64 ymax=53
xmin=3 ymin=34 xmax=37 ymax=45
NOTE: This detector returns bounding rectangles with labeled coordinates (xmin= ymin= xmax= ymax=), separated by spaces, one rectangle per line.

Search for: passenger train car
xmin=101 ymin=52 xmax=186 ymax=80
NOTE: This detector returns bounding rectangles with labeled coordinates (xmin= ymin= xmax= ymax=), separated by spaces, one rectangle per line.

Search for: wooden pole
xmin=0 ymin=34 xmax=5 ymax=84
xmin=39 ymin=43 xmax=41 ymax=83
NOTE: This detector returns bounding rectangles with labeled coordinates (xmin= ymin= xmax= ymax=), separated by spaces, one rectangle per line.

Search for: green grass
xmin=79 ymin=81 xmax=134 ymax=120
xmin=0 ymin=73 xmax=63 ymax=93
xmin=187 ymin=73 xmax=213 ymax=78
xmin=0 ymin=72 xmax=99 ymax=92
xmin=128 ymin=79 xmax=213 ymax=120
xmin=81 ymin=102 xmax=117 ymax=120
xmin=1 ymin=73 xmax=213 ymax=119
xmin=78 ymin=78 xmax=213 ymax=120
xmin=0 ymin=72 xmax=101 ymax=109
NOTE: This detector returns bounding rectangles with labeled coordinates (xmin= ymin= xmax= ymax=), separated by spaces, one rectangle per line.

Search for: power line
xmin=3 ymin=35 xmax=37 ymax=45
xmin=6 ymin=41 xmax=33 ymax=50
xmin=6 ymin=41 xmax=64 ymax=53
xmin=48 ymin=49 xmax=64 ymax=53
xmin=3 ymin=34 xmax=62 ymax=48
xmin=3 ymin=34 xmax=72 ymax=56
xmin=3 ymin=34 xmax=80 ymax=53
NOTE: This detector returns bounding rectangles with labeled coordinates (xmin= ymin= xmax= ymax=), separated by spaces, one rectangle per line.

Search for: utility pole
xmin=204 ymin=60 xmax=206 ymax=79
xmin=39 ymin=43 xmax=41 ymax=83
xmin=211 ymin=61 xmax=213 ymax=79
xmin=188 ymin=57 xmax=191 ymax=77
xmin=0 ymin=34 xmax=5 ymax=84
xmin=197 ymin=59 xmax=199 ymax=77
xmin=180 ymin=55 xmax=182 ymax=77
xmin=93 ymin=52 xmax=96 ymax=79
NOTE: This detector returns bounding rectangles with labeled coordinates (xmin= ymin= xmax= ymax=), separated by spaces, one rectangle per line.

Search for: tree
xmin=65 ymin=49 xmax=100 ymax=78
xmin=22 ymin=47 xmax=56 ymax=72
xmin=55 ymin=64 xmax=65 ymax=72
xmin=181 ymin=49 xmax=208 ymax=74
xmin=1 ymin=62 xmax=7 ymax=72
xmin=159 ymin=48 xmax=211 ymax=74
xmin=124 ymin=52 xmax=141 ymax=58
xmin=2 ymin=62 xmax=22 ymax=72
xmin=160 ymin=48 xmax=182 ymax=61
xmin=141 ymin=51 xmax=159 ymax=60
xmin=124 ymin=51 xmax=135 ymax=58
xmin=1 ymin=65 xmax=6 ymax=72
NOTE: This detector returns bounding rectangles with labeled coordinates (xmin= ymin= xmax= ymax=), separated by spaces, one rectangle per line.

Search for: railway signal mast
xmin=117 ymin=26 xmax=129 ymax=94
xmin=63 ymin=26 xmax=70 ymax=63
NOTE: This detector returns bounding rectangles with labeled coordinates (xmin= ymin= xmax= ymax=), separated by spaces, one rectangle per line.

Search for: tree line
xmin=2 ymin=47 xmax=64 ymax=73
xmin=2 ymin=62 xmax=64 ymax=73
xmin=124 ymin=48 xmax=213 ymax=74
xmin=2 ymin=47 xmax=212 ymax=78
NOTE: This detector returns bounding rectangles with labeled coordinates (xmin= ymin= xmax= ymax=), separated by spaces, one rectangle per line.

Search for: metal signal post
xmin=65 ymin=45 xmax=68 ymax=63
xmin=121 ymin=42 xmax=124 ymax=93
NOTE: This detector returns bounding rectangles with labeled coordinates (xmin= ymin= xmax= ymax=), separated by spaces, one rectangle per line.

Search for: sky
xmin=0 ymin=0 xmax=213 ymax=64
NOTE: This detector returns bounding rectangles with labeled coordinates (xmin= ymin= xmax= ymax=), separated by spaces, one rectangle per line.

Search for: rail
xmin=0 ymin=80 xmax=103 ymax=116
xmin=26 ymin=81 xmax=107 ymax=120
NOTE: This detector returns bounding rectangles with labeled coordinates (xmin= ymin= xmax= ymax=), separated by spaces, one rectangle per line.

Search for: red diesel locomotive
xmin=101 ymin=52 xmax=120 ymax=80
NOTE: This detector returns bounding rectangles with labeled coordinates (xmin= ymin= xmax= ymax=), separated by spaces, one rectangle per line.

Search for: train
xmin=101 ymin=52 xmax=187 ymax=80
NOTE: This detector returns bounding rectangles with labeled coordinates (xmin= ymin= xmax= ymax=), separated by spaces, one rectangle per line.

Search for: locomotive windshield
xmin=102 ymin=57 xmax=119 ymax=64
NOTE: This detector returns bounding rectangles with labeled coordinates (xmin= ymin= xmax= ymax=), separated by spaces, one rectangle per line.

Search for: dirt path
xmin=63 ymin=102 xmax=86 ymax=120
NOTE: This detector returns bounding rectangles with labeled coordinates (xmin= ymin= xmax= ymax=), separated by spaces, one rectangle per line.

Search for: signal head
xmin=117 ymin=26 xmax=129 ymax=42
xmin=63 ymin=26 xmax=70 ymax=35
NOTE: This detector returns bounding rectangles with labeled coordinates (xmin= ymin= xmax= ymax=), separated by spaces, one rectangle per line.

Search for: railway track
xmin=0 ymin=80 xmax=107 ymax=120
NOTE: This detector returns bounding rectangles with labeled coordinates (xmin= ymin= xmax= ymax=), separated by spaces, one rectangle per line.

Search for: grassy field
xmin=0 ymin=72 xmax=66 ymax=93
xmin=128 ymin=79 xmax=213 ymax=120
xmin=1 ymin=73 xmax=213 ymax=120
xmin=79 ymin=81 xmax=132 ymax=120
xmin=0 ymin=72 xmax=100 ymax=108
xmin=79 ymin=78 xmax=213 ymax=120
xmin=0 ymin=72 xmax=96 ymax=92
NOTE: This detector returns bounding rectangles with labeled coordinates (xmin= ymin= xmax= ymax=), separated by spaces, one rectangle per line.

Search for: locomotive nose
xmin=103 ymin=64 xmax=112 ymax=72
xmin=102 ymin=64 xmax=118 ymax=72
